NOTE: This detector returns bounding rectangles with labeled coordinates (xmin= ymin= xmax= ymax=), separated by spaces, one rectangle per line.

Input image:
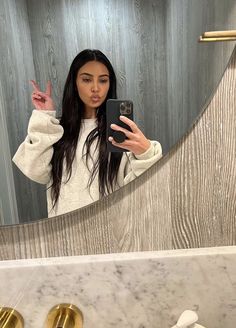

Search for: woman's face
xmin=76 ymin=60 xmax=110 ymax=118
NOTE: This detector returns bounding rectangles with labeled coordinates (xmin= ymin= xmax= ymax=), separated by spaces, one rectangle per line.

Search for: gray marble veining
xmin=0 ymin=247 xmax=236 ymax=328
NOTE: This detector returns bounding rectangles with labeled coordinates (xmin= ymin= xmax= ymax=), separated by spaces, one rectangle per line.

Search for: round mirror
xmin=0 ymin=0 xmax=236 ymax=225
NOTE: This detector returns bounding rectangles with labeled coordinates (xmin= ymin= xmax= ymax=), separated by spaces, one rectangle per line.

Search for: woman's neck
xmin=83 ymin=106 xmax=97 ymax=119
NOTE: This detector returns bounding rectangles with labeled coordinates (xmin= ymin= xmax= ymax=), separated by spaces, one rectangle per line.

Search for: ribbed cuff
xmin=33 ymin=109 xmax=56 ymax=117
xmin=134 ymin=142 xmax=154 ymax=160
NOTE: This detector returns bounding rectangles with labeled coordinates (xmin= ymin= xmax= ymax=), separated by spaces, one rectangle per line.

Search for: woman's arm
xmin=12 ymin=110 xmax=64 ymax=184
xmin=12 ymin=80 xmax=63 ymax=184
xmin=109 ymin=116 xmax=162 ymax=185
xmin=117 ymin=140 xmax=162 ymax=185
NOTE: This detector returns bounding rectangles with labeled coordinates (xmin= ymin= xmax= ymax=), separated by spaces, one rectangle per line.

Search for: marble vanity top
xmin=0 ymin=246 xmax=236 ymax=328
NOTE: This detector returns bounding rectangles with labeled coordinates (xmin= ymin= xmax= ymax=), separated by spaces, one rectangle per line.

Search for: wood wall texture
xmin=0 ymin=0 xmax=48 ymax=222
xmin=0 ymin=44 xmax=235 ymax=261
xmin=1 ymin=0 xmax=236 ymax=223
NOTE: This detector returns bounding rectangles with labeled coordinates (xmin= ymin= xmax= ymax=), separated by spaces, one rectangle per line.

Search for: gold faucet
xmin=0 ymin=307 xmax=24 ymax=328
xmin=45 ymin=304 xmax=83 ymax=328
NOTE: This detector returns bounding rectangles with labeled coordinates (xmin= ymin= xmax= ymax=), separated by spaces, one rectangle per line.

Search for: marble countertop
xmin=0 ymin=246 xmax=236 ymax=328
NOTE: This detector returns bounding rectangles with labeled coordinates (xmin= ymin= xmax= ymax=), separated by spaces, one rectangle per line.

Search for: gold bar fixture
xmin=0 ymin=307 xmax=24 ymax=328
xmin=45 ymin=304 xmax=83 ymax=328
xmin=199 ymin=30 xmax=236 ymax=42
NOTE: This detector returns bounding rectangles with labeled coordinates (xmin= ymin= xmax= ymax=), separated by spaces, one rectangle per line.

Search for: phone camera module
xmin=120 ymin=102 xmax=132 ymax=115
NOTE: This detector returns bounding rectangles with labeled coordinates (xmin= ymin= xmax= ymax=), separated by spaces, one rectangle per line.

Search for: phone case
xmin=106 ymin=99 xmax=134 ymax=152
xmin=106 ymin=99 xmax=133 ymax=152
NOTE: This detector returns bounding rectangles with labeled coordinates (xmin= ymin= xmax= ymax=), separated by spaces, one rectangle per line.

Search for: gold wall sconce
xmin=45 ymin=304 xmax=83 ymax=328
xmin=199 ymin=30 xmax=236 ymax=42
xmin=0 ymin=307 xmax=24 ymax=328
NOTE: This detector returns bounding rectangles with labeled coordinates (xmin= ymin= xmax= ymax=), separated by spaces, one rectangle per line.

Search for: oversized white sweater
xmin=13 ymin=110 xmax=162 ymax=217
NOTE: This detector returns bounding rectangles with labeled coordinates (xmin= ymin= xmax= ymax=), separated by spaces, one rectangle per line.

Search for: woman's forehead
xmin=78 ymin=61 xmax=109 ymax=76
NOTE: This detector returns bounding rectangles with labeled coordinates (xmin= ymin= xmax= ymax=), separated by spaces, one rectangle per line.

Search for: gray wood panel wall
xmin=0 ymin=45 xmax=236 ymax=260
xmin=0 ymin=82 xmax=19 ymax=225
xmin=0 ymin=0 xmax=236 ymax=224
xmin=0 ymin=0 xmax=48 ymax=222
xmin=166 ymin=0 xmax=236 ymax=150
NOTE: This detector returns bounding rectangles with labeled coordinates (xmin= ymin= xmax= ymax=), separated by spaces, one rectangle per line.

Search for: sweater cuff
xmin=33 ymin=109 xmax=56 ymax=118
xmin=134 ymin=141 xmax=154 ymax=160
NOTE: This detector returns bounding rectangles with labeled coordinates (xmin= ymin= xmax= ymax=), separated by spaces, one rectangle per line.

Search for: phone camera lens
xmin=120 ymin=103 xmax=126 ymax=114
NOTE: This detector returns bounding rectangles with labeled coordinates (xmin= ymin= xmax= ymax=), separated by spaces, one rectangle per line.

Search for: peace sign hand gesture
xmin=30 ymin=80 xmax=55 ymax=111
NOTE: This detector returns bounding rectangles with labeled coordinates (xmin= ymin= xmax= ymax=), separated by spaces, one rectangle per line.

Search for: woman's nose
xmin=91 ymin=81 xmax=99 ymax=92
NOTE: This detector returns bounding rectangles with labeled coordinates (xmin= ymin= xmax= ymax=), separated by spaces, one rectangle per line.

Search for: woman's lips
xmin=91 ymin=96 xmax=101 ymax=102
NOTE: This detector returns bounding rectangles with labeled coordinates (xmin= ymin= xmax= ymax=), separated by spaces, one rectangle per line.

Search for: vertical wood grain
xmin=0 ymin=0 xmax=48 ymax=222
xmin=0 ymin=44 xmax=236 ymax=260
xmin=0 ymin=81 xmax=19 ymax=224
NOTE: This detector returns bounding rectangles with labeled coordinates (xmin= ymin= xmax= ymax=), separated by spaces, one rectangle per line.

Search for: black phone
xmin=106 ymin=99 xmax=134 ymax=152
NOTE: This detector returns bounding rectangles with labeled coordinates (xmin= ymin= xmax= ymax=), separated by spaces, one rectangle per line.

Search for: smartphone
xmin=106 ymin=99 xmax=134 ymax=152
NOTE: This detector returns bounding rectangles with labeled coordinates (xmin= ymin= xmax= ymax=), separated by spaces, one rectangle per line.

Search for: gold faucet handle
xmin=0 ymin=307 xmax=24 ymax=328
xmin=45 ymin=304 xmax=83 ymax=328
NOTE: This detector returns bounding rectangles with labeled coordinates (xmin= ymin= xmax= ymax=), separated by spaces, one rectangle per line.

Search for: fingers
xmin=31 ymin=92 xmax=45 ymax=102
xmin=31 ymin=93 xmax=42 ymax=100
xmin=110 ymin=123 xmax=134 ymax=139
xmin=30 ymin=80 xmax=40 ymax=92
xmin=110 ymin=116 xmax=141 ymax=141
xmin=30 ymin=80 xmax=52 ymax=96
xmin=119 ymin=115 xmax=139 ymax=133
xmin=108 ymin=136 xmax=135 ymax=150
xmin=45 ymin=81 xmax=52 ymax=96
xmin=31 ymin=90 xmax=51 ymax=101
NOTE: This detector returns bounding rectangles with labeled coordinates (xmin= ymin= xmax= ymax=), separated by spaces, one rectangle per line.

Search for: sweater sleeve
xmin=117 ymin=140 xmax=162 ymax=186
xmin=12 ymin=110 xmax=64 ymax=184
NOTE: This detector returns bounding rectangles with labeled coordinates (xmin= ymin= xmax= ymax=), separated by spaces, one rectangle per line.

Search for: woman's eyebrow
xmin=79 ymin=73 xmax=109 ymax=77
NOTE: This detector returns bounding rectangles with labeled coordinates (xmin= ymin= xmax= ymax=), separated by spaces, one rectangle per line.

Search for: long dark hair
xmin=50 ymin=49 xmax=122 ymax=207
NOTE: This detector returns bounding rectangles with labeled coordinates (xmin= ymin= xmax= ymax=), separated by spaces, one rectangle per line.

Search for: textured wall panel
xmin=0 ymin=0 xmax=48 ymax=221
xmin=0 ymin=45 xmax=236 ymax=260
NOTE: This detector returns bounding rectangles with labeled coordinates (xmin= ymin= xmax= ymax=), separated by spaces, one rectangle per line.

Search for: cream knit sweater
xmin=13 ymin=110 xmax=162 ymax=217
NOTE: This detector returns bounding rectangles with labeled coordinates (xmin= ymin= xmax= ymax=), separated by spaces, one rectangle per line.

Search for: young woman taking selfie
xmin=13 ymin=49 xmax=162 ymax=217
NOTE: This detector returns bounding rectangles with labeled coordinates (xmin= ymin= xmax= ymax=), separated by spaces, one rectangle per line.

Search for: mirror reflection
xmin=12 ymin=50 xmax=162 ymax=217
xmin=0 ymin=0 xmax=236 ymax=225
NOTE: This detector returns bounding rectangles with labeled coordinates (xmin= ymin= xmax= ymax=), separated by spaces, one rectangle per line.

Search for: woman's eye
xmin=82 ymin=78 xmax=91 ymax=83
xmin=100 ymin=79 xmax=109 ymax=84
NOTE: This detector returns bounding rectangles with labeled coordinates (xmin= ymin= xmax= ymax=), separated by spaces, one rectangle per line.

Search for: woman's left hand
xmin=108 ymin=116 xmax=151 ymax=156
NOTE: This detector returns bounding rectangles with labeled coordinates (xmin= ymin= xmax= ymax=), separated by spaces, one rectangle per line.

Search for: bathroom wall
xmin=0 ymin=82 xmax=19 ymax=225
xmin=0 ymin=0 xmax=48 ymax=222
xmin=0 ymin=44 xmax=236 ymax=260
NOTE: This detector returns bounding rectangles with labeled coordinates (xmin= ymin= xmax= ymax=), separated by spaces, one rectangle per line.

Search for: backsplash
xmin=0 ymin=246 xmax=236 ymax=328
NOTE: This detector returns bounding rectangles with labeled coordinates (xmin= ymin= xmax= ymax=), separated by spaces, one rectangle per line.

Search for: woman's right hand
xmin=30 ymin=80 xmax=55 ymax=111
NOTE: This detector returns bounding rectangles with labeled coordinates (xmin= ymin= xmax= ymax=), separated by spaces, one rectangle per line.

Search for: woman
xmin=13 ymin=49 xmax=162 ymax=217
